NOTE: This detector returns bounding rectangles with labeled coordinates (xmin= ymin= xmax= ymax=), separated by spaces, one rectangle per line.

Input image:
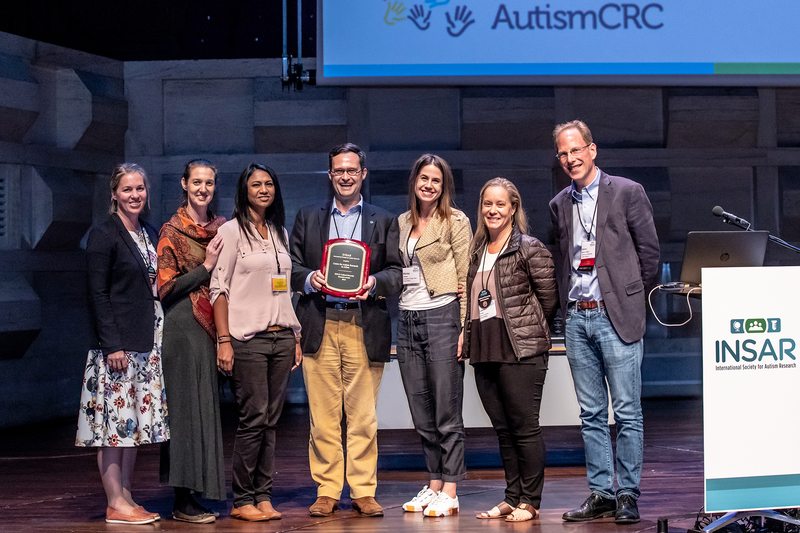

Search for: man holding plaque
xmin=549 ymin=120 xmax=659 ymax=524
xmin=290 ymin=143 xmax=402 ymax=518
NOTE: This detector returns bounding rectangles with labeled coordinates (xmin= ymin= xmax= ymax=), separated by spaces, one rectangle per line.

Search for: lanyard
xmin=405 ymin=235 xmax=420 ymax=267
xmin=406 ymin=218 xmax=432 ymax=266
xmin=266 ymin=224 xmax=282 ymax=274
xmin=575 ymin=194 xmax=599 ymax=239
xmin=252 ymin=221 xmax=282 ymax=274
xmin=480 ymin=230 xmax=512 ymax=293
xmin=136 ymin=226 xmax=156 ymax=283
xmin=331 ymin=209 xmax=361 ymax=240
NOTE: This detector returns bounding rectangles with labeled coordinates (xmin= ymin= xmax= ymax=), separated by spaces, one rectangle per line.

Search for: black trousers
xmin=397 ymin=300 xmax=467 ymax=482
xmin=230 ymin=329 xmax=295 ymax=507
xmin=473 ymin=360 xmax=547 ymax=507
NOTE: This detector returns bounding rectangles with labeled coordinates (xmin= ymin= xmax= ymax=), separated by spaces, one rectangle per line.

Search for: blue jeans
xmin=565 ymin=305 xmax=643 ymax=500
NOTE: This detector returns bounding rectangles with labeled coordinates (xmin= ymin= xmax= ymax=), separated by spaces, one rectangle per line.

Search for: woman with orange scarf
xmin=157 ymin=159 xmax=226 ymax=523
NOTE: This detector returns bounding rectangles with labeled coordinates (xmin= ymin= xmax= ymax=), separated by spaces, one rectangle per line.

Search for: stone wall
xmin=4 ymin=29 xmax=800 ymax=427
xmin=0 ymin=32 xmax=125 ymax=428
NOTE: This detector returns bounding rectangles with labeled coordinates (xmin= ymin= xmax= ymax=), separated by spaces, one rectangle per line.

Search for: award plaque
xmin=320 ymin=238 xmax=371 ymax=298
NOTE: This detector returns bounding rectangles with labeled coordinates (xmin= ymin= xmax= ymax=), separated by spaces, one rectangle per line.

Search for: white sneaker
xmin=402 ymin=485 xmax=438 ymax=512
xmin=424 ymin=492 xmax=459 ymax=517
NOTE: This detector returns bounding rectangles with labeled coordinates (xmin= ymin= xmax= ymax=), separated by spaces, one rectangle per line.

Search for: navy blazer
xmin=549 ymin=170 xmax=660 ymax=344
xmin=289 ymin=200 xmax=403 ymax=362
xmin=87 ymin=214 xmax=159 ymax=355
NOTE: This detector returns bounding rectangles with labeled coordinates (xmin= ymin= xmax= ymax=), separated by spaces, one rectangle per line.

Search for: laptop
xmin=661 ymin=230 xmax=769 ymax=292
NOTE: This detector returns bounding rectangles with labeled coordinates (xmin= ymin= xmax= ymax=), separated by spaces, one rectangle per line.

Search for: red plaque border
xmin=320 ymin=238 xmax=371 ymax=298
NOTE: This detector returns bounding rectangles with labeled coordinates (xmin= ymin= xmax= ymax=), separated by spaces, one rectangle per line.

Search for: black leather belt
xmin=326 ymin=301 xmax=359 ymax=310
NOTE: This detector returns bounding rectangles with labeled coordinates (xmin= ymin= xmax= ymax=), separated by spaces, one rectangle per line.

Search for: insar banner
xmin=319 ymin=0 xmax=800 ymax=82
xmin=702 ymin=267 xmax=800 ymax=513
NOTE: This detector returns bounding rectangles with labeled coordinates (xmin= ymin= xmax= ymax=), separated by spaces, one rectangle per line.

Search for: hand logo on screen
xmin=409 ymin=5 xmax=432 ymax=30
xmin=384 ymin=1 xmax=408 ymax=25
xmin=425 ymin=0 xmax=451 ymax=8
xmin=446 ymin=5 xmax=475 ymax=36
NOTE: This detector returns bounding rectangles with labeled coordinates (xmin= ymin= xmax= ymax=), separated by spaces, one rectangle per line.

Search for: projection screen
xmin=317 ymin=0 xmax=800 ymax=86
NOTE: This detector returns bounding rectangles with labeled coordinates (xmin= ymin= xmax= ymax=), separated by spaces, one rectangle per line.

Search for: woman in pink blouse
xmin=210 ymin=163 xmax=302 ymax=522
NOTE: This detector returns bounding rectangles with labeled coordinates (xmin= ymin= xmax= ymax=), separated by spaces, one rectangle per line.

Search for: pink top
xmin=210 ymin=219 xmax=301 ymax=341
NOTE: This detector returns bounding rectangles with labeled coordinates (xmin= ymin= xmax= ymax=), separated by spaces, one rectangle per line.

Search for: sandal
xmin=476 ymin=501 xmax=515 ymax=519
xmin=505 ymin=503 xmax=539 ymax=522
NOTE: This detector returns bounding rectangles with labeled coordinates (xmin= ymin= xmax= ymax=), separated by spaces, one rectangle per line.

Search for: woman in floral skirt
xmin=76 ymin=163 xmax=169 ymax=525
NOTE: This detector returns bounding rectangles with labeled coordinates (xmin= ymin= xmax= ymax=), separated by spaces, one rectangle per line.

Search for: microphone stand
xmin=719 ymin=216 xmax=800 ymax=254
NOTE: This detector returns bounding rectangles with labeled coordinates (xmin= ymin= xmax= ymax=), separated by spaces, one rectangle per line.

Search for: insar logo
xmin=718 ymin=318 xmax=795 ymax=363
xmin=730 ymin=318 xmax=781 ymax=334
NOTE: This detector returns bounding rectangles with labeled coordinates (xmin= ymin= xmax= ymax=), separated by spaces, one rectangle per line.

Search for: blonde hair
xmin=407 ymin=153 xmax=456 ymax=227
xmin=470 ymin=178 xmax=527 ymax=256
xmin=552 ymin=119 xmax=593 ymax=148
xmin=109 ymin=163 xmax=150 ymax=214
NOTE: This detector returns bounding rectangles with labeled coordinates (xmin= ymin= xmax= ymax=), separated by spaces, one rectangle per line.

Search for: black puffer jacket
xmin=463 ymin=227 xmax=558 ymax=360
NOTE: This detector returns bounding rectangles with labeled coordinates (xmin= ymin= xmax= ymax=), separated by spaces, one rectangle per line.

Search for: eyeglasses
xmin=329 ymin=168 xmax=363 ymax=177
xmin=556 ymin=144 xmax=592 ymax=161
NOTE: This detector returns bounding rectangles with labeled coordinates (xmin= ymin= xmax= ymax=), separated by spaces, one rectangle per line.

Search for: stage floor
xmin=0 ymin=398 xmax=704 ymax=532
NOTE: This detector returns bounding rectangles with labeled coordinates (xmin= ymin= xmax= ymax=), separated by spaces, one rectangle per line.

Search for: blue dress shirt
xmin=568 ymin=168 xmax=603 ymax=303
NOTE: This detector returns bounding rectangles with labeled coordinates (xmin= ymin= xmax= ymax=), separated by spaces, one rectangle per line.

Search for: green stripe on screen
xmin=715 ymin=63 xmax=800 ymax=74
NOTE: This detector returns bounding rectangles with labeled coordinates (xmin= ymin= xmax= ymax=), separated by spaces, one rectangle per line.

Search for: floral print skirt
xmin=76 ymin=301 xmax=170 ymax=447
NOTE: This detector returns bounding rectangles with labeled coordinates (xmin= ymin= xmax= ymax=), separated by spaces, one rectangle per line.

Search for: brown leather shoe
xmin=352 ymin=496 xmax=384 ymax=517
xmin=309 ymin=496 xmax=339 ymax=517
xmin=105 ymin=507 xmax=156 ymax=525
xmin=134 ymin=506 xmax=160 ymax=521
xmin=256 ymin=501 xmax=282 ymax=520
xmin=230 ymin=504 xmax=271 ymax=521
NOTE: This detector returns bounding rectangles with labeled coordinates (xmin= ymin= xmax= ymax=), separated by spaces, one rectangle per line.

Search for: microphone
xmin=712 ymin=206 xmax=752 ymax=230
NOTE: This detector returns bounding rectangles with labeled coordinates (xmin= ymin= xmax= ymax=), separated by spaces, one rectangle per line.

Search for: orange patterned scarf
xmin=157 ymin=207 xmax=225 ymax=340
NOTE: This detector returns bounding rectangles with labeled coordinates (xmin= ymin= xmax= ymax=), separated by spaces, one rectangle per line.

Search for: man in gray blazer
xmin=290 ymin=143 xmax=402 ymax=518
xmin=549 ymin=120 xmax=659 ymax=524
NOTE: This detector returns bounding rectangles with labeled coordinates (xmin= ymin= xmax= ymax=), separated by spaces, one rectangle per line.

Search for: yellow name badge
xmin=271 ymin=273 xmax=288 ymax=292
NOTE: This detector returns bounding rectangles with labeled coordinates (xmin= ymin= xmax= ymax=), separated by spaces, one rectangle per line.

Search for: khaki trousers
xmin=303 ymin=308 xmax=384 ymax=499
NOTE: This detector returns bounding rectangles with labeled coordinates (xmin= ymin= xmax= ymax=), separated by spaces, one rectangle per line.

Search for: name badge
xmin=272 ymin=273 xmax=288 ymax=292
xmin=578 ymin=240 xmax=596 ymax=272
xmin=403 ymin=266 xmax=421 ymax=285
xmin=478 ymin=289 xmax=496 ymax=322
